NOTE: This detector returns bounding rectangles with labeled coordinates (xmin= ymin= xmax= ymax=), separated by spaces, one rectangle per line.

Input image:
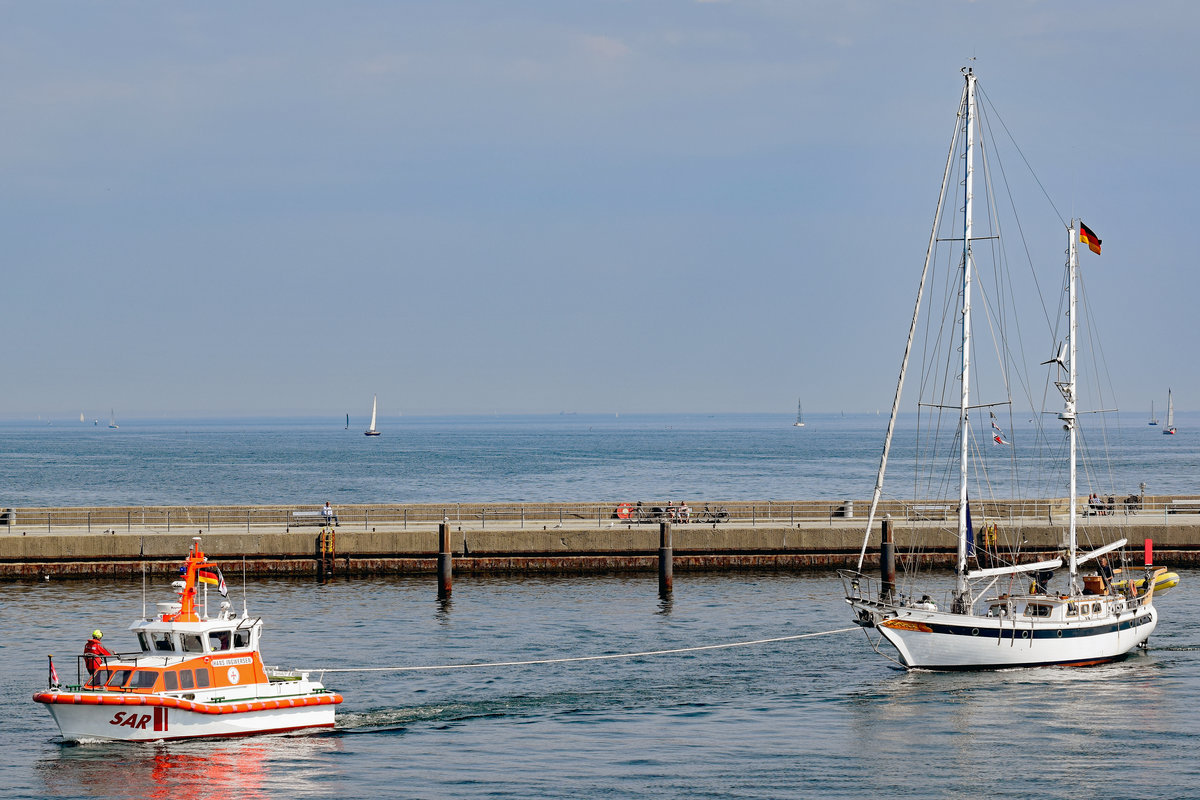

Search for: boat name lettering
xmin=109 ymin=712 xmax=152 ymax=729
xmin=212 ymin=657 xmax=253 ymax=667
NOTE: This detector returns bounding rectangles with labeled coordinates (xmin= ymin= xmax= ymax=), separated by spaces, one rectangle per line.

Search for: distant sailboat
xmin=345 ymin=413 xmax=349 ymax=430
xmin=108 ymin=410 xmax=119 ymax=429
xmin=80 ymin=412 xmax=85 ymax=423
xmin=793 ymin=399 xmax=806 ymax=427
xmin=364 ymin=395 xmax=381 ymax=436
xmin=1164 ymin=389 xmax=1177 ymax=435
xmin=1149 ymin=400 xmax=1158 ymax=426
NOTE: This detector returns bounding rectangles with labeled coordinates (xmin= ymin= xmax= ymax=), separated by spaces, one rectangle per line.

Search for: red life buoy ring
xmin=616 ymin=503 xmax=633 ymax=519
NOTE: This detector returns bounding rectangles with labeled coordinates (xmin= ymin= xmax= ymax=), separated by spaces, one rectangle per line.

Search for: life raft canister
xmin=616 ymin=503 xmax=633 ymax=519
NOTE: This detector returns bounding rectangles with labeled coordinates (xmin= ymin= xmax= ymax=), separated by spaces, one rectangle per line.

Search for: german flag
xmin=197 ymin=568 xmax=219 ymax=586
xmin=1080 ymin=222 xmax=1102 ymax=255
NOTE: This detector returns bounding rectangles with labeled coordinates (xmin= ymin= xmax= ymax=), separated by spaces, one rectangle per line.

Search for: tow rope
xmin=311 ymin=626 xmax=858 ymax=674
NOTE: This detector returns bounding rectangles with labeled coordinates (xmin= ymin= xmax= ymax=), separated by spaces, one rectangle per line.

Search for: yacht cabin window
xmin=1024 ymin=604 xmax=1052 ymax=618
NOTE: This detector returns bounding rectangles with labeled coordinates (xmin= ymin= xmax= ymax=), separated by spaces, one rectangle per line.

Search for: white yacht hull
xmin=858 ymin=603 xmax=1157 ymax=670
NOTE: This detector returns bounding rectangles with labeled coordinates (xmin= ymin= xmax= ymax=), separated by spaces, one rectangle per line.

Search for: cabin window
xmin=106 ymin=670 xmax=133 ymax=688
xmin=987 ymin=604 xmax=1008 ymax=617
xmin=234 ymin=629 xmax=251 ymax=648
xmin=164 ymin=672 xmax=178 ymax=691
xmin=87 ymin=670 xmax=111 ymax=688
xmin=209 ymin=630 xmax=232 ymax=651
xmin=152 ymin=633 xmax=175 ymax=652
xmin=137 ymin=632 xmax=150 ymax=652
xmin=1092 ymin=603 xmax=1102 ymax=614
xmin=1066 ymin=603 xmax=1078 ymax=617
xmin=181 ymin=634 xmax=205 ymax=653
xmin=195 ymin=668 xmax=210 ymax=688
xmin=1024 ymin=604 xmax=1051 ymax=618
xmin=130 ymin=671 xmax=159 ymax=690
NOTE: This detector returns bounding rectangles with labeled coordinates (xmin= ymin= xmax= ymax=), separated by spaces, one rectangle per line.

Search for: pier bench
xmin=909 ymin=504 xmax=952 ymax=521
xmin=289 ymin=510 xmax=329 ymax=527
xmin=1167 ymin=500 xmax=1200 ymax=514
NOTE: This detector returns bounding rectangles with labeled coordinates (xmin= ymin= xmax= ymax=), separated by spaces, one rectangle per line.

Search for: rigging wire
xmin=309 ymin=627 xmax=859 ymax=674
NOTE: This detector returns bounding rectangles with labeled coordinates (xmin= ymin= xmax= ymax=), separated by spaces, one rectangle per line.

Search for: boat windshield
xmin=105 ymin=670 xmax=133 ymax=688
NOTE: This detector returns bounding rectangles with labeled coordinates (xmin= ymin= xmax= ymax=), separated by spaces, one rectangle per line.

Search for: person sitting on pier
xmin=323 ymin=501 xmax=338 ymax=526
xmin=83 ymin=630 xmax=112 ymax=674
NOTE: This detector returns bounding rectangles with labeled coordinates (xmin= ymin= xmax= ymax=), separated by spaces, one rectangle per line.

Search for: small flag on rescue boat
xmin=49 ymin=656 xmax=60 ymax=686
xmin=198 ymin=566 xmax=228 ymax=597
xmin=1079 ymin=222 xmax=1102 ymax=255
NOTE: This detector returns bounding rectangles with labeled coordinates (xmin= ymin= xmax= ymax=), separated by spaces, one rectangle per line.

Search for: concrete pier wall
xmin=2 ymin=501 xmax=1198 ymax=579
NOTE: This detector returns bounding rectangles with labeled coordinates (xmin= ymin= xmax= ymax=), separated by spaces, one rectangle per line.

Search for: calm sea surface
xmin=2 ymin=412 xmax=1197 ymax=506
xmin=3 ymin=414 xmax=1199 ymax=798
xmin=3 ymin=571 xmax=1199 ymax=799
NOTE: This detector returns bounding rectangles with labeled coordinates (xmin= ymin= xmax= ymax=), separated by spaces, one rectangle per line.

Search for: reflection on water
xmin=38 ymin=734 xmax=341 ymax=800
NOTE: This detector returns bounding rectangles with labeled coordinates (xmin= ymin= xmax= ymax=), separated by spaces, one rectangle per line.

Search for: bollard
xmin=658 ymin=521 xmax=673 ymax=595
xmin=1144 ymin=537 xmax=1154 ymax=586
xmin=880 ymin=516 xmax=896 ymax=602
xmin=438 ymin=521 xmax=453 ymax=599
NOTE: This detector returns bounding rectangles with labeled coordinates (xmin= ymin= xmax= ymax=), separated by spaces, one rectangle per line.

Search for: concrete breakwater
xmin=2 ymin=500 xmax=1199 ymax=579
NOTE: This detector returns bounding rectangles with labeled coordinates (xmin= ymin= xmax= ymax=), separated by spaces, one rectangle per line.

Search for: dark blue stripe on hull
xmin=917 ymin=614 xmax=1154 ymax=641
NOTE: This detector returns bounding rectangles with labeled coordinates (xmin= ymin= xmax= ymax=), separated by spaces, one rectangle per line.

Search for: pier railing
xmin=2 ymin=496 xmax=1196 ymax=534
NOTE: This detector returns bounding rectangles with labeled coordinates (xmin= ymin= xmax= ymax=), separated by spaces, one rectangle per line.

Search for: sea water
xmin=1 ymin=411 xmax=1197 ymax=506
xmin=2 ymin=413 xmax=1199 ymax=798
xmin=2 ymin=571 xmax=1199 ymax=799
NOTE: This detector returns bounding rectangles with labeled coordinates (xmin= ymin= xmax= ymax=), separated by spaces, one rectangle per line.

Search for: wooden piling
xmin=438 ymin=522 xmax=453 ymax=598
xmin=658 ymin=521 xmax=673 ymax=595
xmin=880 ymin=516 xmax=895 ymax=602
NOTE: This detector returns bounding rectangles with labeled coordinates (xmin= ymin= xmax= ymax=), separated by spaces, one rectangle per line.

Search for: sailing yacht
xmin=793 ymin=399 xmax=806 ymax=427
xmin=364 ymin=395 xmax=381 ymax=436
xmin=1163 ymin=389 xmax=1176 ymax=434
xmin=1149 ymin=400 xmax=1158 ymax=426
xmin=108 ymin=410 xmax=119 ymax=429
xmin=839 ymin=68 xmax=1164 ymax=669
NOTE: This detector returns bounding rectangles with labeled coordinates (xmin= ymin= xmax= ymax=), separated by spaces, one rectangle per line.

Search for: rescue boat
xmin=33 ymin=537 xmax=342 ymax=742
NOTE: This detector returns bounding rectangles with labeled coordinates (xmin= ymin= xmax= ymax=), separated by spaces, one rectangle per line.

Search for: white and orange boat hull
xmin=34 ymin=690 xmax=340 ymax=742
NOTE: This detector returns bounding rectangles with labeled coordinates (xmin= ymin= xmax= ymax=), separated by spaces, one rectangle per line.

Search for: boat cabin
xmin=984 ymin=594 xmax=1126 ymax=622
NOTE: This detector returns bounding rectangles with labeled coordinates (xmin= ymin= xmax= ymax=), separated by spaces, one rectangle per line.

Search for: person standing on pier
xmin=323 ymin=501 xmax=338 ymax=526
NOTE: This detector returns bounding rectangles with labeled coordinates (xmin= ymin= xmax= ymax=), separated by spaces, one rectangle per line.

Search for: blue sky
xmin=3 ymin=1 xmax=1196 ymax=418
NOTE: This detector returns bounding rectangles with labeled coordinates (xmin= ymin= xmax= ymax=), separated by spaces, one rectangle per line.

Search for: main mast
xmin=1065 ymin=222 xmax=1079 ymax=588
xmin=956 ymin=67 xmax=976 ymax=599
